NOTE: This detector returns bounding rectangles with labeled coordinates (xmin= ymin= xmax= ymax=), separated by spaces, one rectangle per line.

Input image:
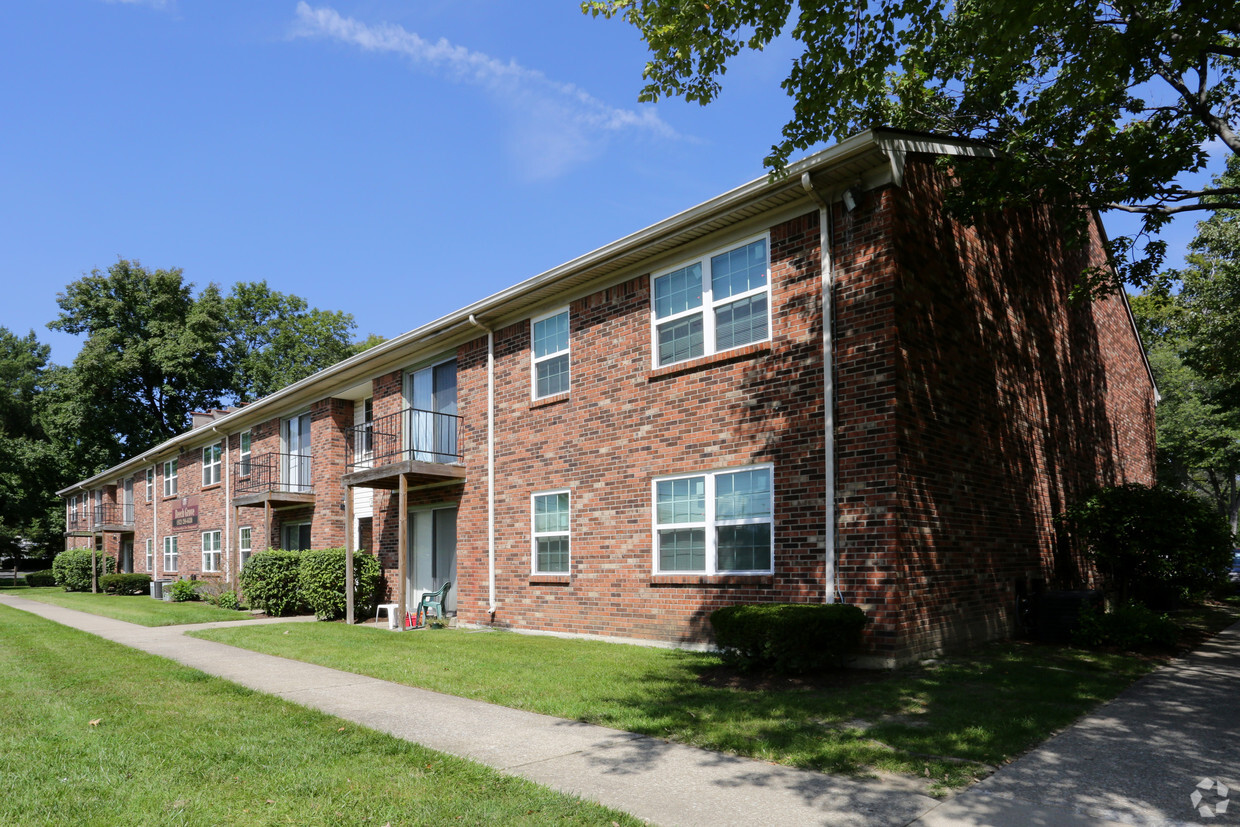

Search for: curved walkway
xmin=0 ymin=593 xmax=937 ymax=826
xmin=5 ymin=592 xmax=1238 ymax=827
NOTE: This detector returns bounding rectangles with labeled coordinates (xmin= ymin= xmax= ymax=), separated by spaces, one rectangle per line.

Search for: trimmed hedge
xmin=25 ymin=570 xmax=56 ymax=587
xmin=51 ymin=549 xmax=116 ymax=592
xmin=298 ymin=548 xmax=383 ymax=621
xmin=239 ymin=550 xmax=306 ymax=617
xmin=710 ymin=603 xmax=868 ymax=674
xmin=99 ymin=573 xmax=153 ymax=595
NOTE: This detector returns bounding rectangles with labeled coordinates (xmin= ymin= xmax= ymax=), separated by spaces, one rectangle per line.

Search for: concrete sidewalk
xmin=0 ymin=593 xmax=938 ymax=827
xmin=912 ymin=619 xmax=1240 ymax=827
xmin=6 ymin=592 xmax=1238 ymax=827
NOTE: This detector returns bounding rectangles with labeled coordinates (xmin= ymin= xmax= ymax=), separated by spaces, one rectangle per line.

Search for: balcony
xmin=65 ymin=513 xmax=93 ymax=535
xmin=233 ymin=452 xmax=316 ymax=507
xmin=343 ymin=407 xmax=465 ymax=490
xmin=95 ymin=504 xmax=134 ymax=532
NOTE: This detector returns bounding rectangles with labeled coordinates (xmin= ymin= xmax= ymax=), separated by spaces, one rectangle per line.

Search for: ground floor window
xmin=145 ymin=538 xmax=154 ymax=572
xmin=239 ymin=526 xmax=252 ymax=568
xmin=653 ymin=465 xmax=773 ymax=574
xmin=163 ymin=536 xmax=178 ymax=573
xmin=282 ymin=521 xmax=311 ymax=551
xmin=202 ymin=530 xmax=221 ymax=573
xmin=532 ymin=490 xmax=570 ymax=574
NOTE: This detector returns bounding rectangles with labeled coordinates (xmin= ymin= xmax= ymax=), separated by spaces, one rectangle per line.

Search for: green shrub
xmin=51 ymin=550 xmax=116 ymax=592
xmin=167 ymin=579 xmax=198 ymax=602
xmin=25 ymin=570 xmax=56 ymax=587
xmin=239 ymin=550 xmax=306 ymax=617
xmin=99 ymin=573 xmax=152 ymax=595
xmin=1058 ymin=484 xmax=1235 ymax=606
xmin=1072 ymin=601 xmax=1179 ymax=650
xmin=710 ymin=603 xmax=868 ymax=674
xmin=215 ymin=590 xmax=240 ymax=611
xmin=298 ymin=548 xmax=383 ymax=621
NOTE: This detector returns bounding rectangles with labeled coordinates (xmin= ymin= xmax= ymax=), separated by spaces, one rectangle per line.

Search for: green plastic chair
xmin=419 ymin=581 xmax=452 ymax=619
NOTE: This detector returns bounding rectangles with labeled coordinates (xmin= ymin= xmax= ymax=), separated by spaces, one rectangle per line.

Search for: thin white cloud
xmin=290 ymin=2 xmax=679 ymax=180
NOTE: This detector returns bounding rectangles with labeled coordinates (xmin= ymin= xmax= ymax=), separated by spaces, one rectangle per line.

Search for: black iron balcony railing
xmin=66 ymin=513 xmax=92 ymax=533
xmin=345 ymin=407 xmax=462 ymax=472
xmin=234 ymin=451 xmax=314 ymax=496
xmin=94 ymin=503 xmax=134 ymax=527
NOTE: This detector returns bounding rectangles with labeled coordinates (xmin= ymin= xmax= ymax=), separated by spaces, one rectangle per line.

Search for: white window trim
xmin=202 ymin=442 xmax=222 ymax=487
xmin=651 ymin=463 xmax=775 ymax=576
xmin=145 ymin=538 xmax=154 ymax=572
xmin=202 ymin=530 xmax=221 ymax=573
xmin=162 ymin=459 xmax=178 ymax=498
xmin=239 ymin=526 xmax=253 ymax=568
xmin=69 ymin=495 xmax=78 ymax=521
xmin=145 ymin=467 xmax=154 ymax=501
xmin=531 ymin=489 xmax=571 ymax=575
xmin=239 ymin=431 xmax=252 ymax=476
xmin=650 ymin=232 xmax=772 ymax=368
xmin=530 ymin=307 xmax=571 ymax=400
xmin=163 ymin=535 xmax=179 ymax=573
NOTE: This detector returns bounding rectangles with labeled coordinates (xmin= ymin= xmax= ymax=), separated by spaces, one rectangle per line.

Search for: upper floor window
xmin=145 ymin=467 xmax=154 ymax=501
xmin=653 ymin=465 xmax=773 ymax=575
xmin=531 ymin=309 xmax=570 ymax=399
xmin=532 ymin=491 xmax=570 ymax=574
xmin=163 ymin=459 xmax=178 ymax=498
xmin=69 ymin=495 xmax=78 ymax=521
xmin=239 ymin=431 xmax=252 ymax=476
xmin=652 ymin=236 xmax=770 ymax=367
xmin=202 ymin=442 xmax=222 ymax=487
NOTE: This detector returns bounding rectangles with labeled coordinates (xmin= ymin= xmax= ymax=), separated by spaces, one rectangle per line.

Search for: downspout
xmin=802 ymin=172 xmax=838 ymax=604
xmin=212 ymin=426 xmax=230 ymax=582
xmin=468 ymin=314 xmax=497 ymax=616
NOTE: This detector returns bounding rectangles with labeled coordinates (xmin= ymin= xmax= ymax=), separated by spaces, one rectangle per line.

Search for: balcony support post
xmin=345 ymin=488 xmax=355 ymax=625
xmin=397 ymin=474 xmax=407 ymax=629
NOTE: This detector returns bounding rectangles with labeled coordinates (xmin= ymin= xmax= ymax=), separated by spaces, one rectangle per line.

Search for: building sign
xmin=172 ymin=496 xmax=199 ymax=530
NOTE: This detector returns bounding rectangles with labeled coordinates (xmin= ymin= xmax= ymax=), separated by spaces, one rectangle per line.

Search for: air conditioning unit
xmin=150 ymin=579 xmax=171 ymax=600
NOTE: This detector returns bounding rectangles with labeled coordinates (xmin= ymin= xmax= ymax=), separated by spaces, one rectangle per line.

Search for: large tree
xmin=0 ymin=328 xmax=70 ymax=562
xmin=1130 ymin=156 xmax=1240 ymax=531
xmin=585 ymin=0 xmax=1239 ymax=288
xmin=222 ymin=281 xmax=359 ymax=404
xmin=49 ymin=259 xmax=232 ymax=465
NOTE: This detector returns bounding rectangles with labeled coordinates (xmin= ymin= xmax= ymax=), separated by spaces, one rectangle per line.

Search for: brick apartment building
xmin=58 ymin=130 xmax=1157 ymax=665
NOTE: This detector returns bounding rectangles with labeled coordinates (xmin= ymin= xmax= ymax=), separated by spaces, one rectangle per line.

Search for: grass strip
xmin=14 ymin=586 xmax=255 ymax=626
xmin=0 ymin=605 xmax=642 ymax=827
xmin=193 ymin=621 xmax=1165 ymax=791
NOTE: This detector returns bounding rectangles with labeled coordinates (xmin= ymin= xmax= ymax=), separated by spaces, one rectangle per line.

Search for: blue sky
xmin=0 ymin=1 xmax=1228 ymax=366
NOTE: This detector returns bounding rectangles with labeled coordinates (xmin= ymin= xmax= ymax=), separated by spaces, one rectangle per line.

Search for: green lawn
xmin=192 ymin=621 xmax=1166 ymax=790
xmin=14 ymin=587 xmax=261 ymax=626
xmin=0 ymin=605 xmax=642 ymax=827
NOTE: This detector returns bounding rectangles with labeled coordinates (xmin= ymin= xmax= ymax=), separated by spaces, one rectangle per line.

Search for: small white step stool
xmin=375 ymin=603 xmax=400 ymax=630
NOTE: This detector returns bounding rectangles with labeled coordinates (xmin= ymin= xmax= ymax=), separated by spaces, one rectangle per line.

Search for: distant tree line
xmin=0 ymin=258 xmax=384 ymax=566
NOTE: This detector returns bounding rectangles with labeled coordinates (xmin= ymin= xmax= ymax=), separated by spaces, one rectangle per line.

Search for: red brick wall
xmin=827 ymin=156 xmax=1156 ymax=661
xmin=451 ymin=213 xmax=829 ymax=642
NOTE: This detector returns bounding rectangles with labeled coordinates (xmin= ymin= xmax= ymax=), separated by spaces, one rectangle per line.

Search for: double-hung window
xmin=239 ymin=431 xmax=252 ymax=476
xmin=239 ymin=526 xmax=253 ymax=568
xmin=145 ymin=538 xmax=154 ymax=572
xmin=532 ymin=491 xmax=570 ymax=574
xmin=652 ymin=236 xmax=771 ymax=367
xmin=163 ymin=536 xmax=179 ymax=573
xmin=69 ymin=495 xmax=78 ymax=523
xmin=531 ymin=309 xmax=570 ymax=399
xmin=201 ymin=530 xmax=221 ymax=573
xmin=653 ymin=466 xmax=773 ymax=574
xmin=202 ymin=442 xmax=222 ymax=487
xmin=145 ymin=468 xmax=154 ymax=501
xmin=163 ymin=459 xmax=178 ymax=497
